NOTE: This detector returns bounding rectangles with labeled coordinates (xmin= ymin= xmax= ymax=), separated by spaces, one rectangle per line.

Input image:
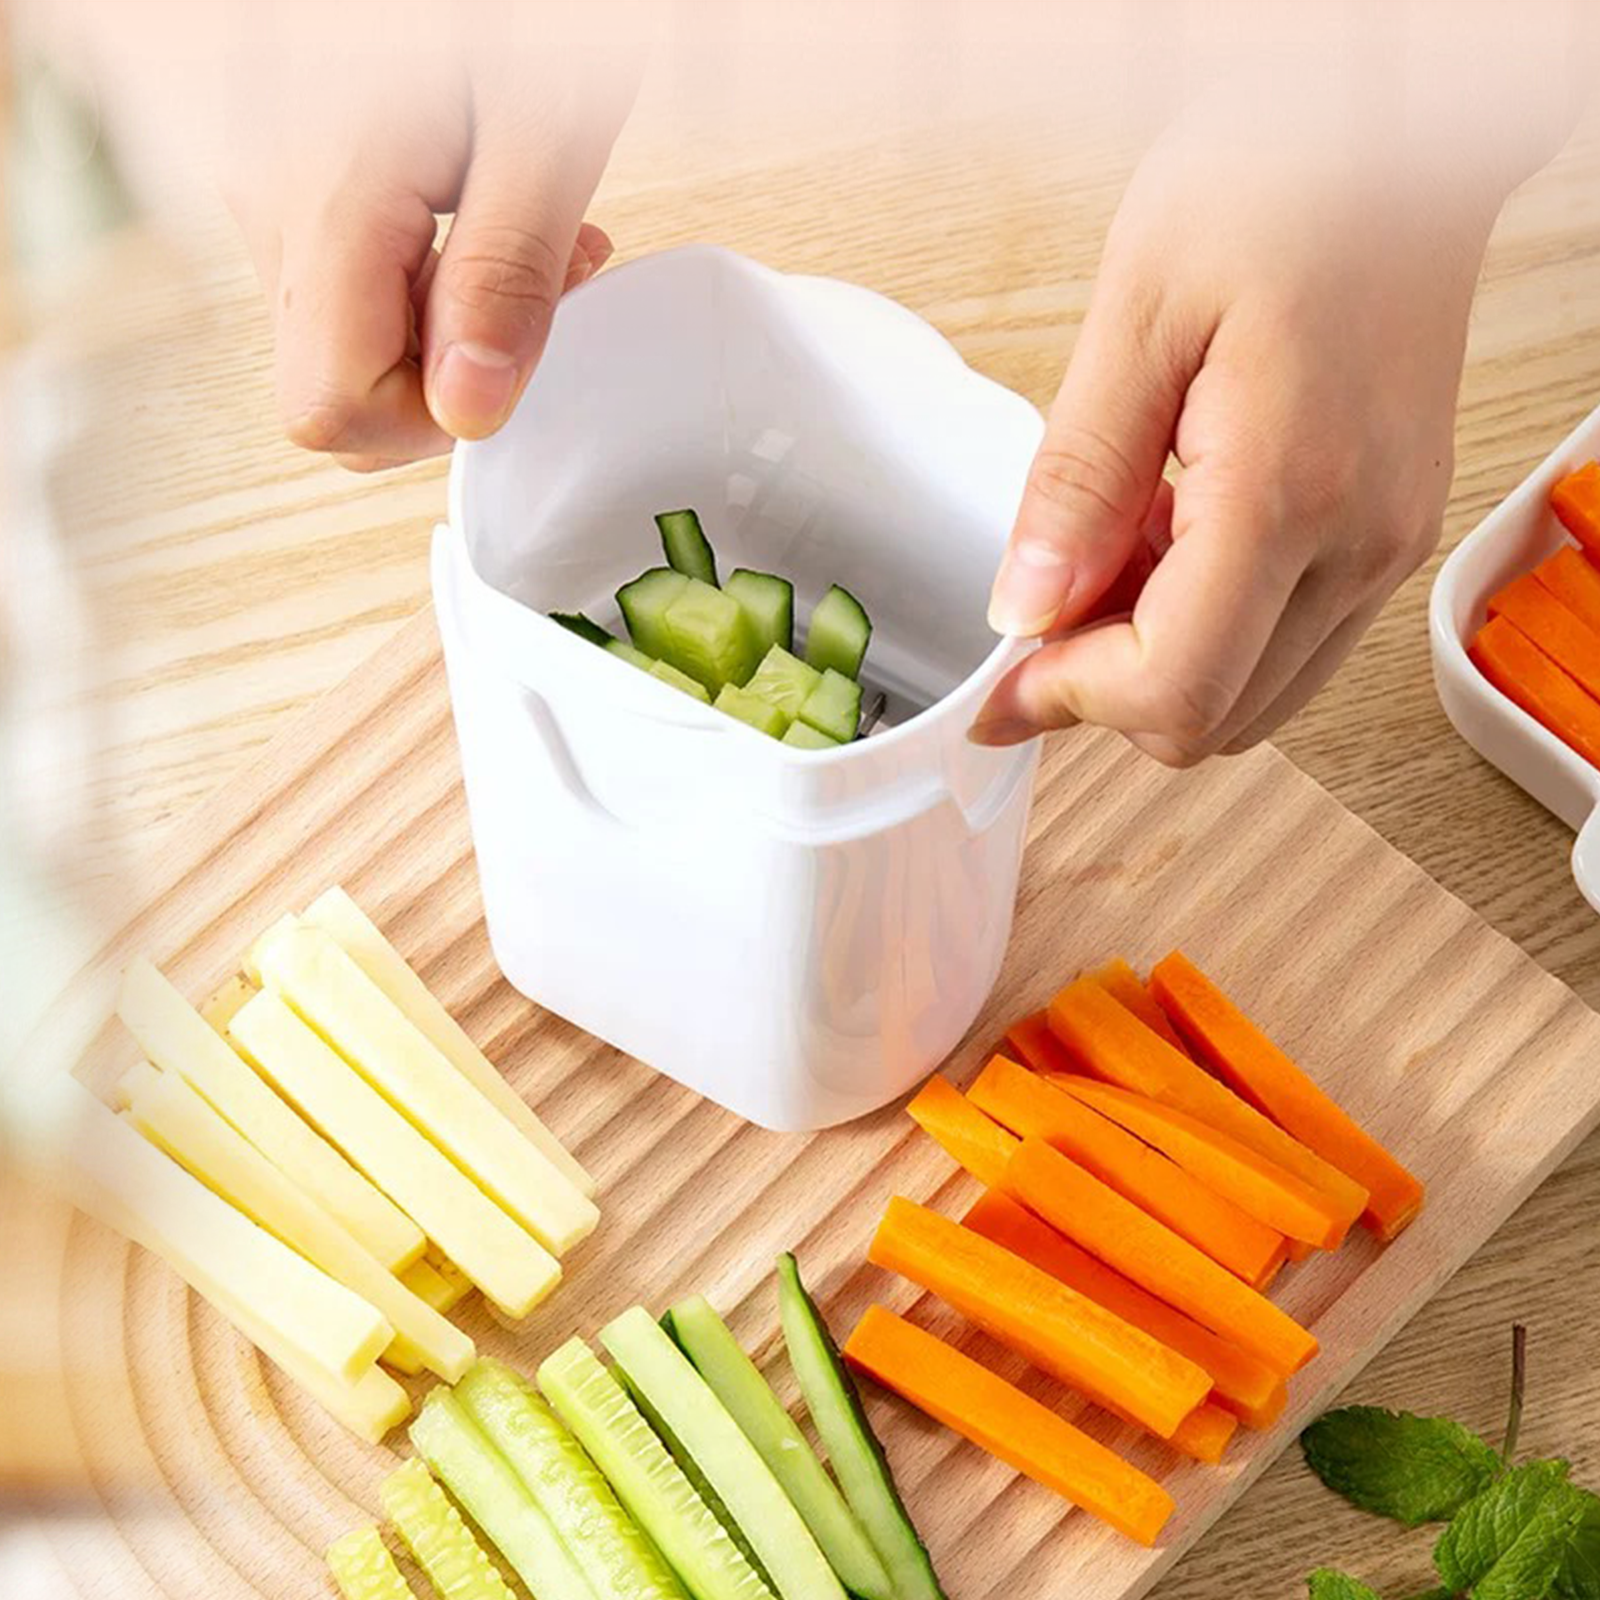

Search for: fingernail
xmin=988 ymin=542 xmax=1074 ymax=636
xmin=968 ymin=716 xmax=1039 ymax=747
xmin=430 ymin=342 xmax=520 ymax=439
xmin=564 ymin=254 xmax=597 ymax=292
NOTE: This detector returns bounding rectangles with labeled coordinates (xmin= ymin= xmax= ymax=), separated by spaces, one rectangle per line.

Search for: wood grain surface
xmin=7 ymin=18 xmax=1600 ymax=1598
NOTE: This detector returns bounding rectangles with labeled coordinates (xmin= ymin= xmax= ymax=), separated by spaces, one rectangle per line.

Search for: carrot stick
xmin=1471 ymin=614 xmax=1600 ymax=769
xmin=1149 ymin=953 xmax=1425 ymax=1243
xmin=1285 ymin=1240 xmax=1315 ymax=1263
xmin=906 ymin=1074 xmax=1018 ymax=1189
xmin=867 ymin=1196 xmax=1212 ymax=1439
xmin=1004 ymin=1010 xmax=1081 ymax=1077
xmin=1052 ymin=1075 xmax=1350 ymax=1249
xmin=1085 ymin=959 xmax=1190 ymax=1054
xmin=1551 ymin=460 xmax=1600 ymax=558
xmin=1490 ymin=572 xmax=1600 ymax=699
xmin=843 ymin=1305 xmax=1176 ymax=1546
xmin=1001 ymin=1139 xmax=1319 ymax=1376
xmin=962 ymin=1191 xmax=1285 ymax=1428
xmin=1251 ymin=1239 xmax=1290 ymax=1292
xmin=1049 ymin=977 xmax=1368 ymax=1232
xmin=1536 ymin=545 xmax=1600 ymax=634
xmin=970 ymin=1056 xmax=1285 ymax=1283
xmin=1169 ymin=1403 xmax=1238 ymax=1465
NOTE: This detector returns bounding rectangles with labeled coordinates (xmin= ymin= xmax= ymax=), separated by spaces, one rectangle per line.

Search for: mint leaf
xmin=1435 ymin=1459 xmax=1575 ymax=1593
xmin=1555 ymin=1490 xmax=1600 ymax=1600
xmin=1308 ymin=1569 xmax=1383 ymax=1600
xmin=1476 ymin=1490 xmax=1588 ymax=1600
xmin=1302 ymin=1407 xmax=1501 ymax=1526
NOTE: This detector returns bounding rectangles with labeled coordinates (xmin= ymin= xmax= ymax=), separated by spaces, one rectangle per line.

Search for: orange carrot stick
xmin=1149 ymin=953 xmax=1425 ymax=1243
xmin=843 ymin=1305 xmax=1176 ymax=1545
xmin=906 ymin=1074 xmax=1018 ymax=1189
xmin=1049 ymin=977 xmax=1368 ymax=1231
xmin=1490 ymin=572 xmax=1600 ymax=699
xmin=1285 ymin=1239 xmax=1315 ymax=1264
xmin=1004 ymin=1010 xmax=1081 ymax=1076
xmin=1085 ymin=958 xmax=1190 ymax=1053
xmin=963 ymin=1191 xmax=1286 ymax=1428
xmin=1053 ymin=1075 xmax=1350 ymax=1250
xmin=1471 ymin=614 xmax=1600 ymax=769
xmin=1536 ymin=546 xmax=1600 ymax=634
xmin=1001 ymin=1139 xmax=1319 ymax=1376
xmin=1169 ymin=1403 xmax=1238 ymax=1465
xmin=867 ymin=1196 xmax=1212 ymax=1439
xmin=970 ymin=1056 xmax=1285 ymax=1283
xmin=1251 ymin=1239 xmax=1291 ymax=1292
xmin=1551 ymin=460 xmax=1600 ymax=558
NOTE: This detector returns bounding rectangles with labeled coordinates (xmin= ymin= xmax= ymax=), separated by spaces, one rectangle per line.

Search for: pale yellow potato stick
xmin=228 ymin=990 xmax=560 ymax=1318
xmin=305 ymin=887 xmax=597 ymax=1200
xmin=122 ymin=1062 xmax=474 ymax=1383
xmin=243 ymin=913 xmax=302 ymax=987
xmin=255 ymin=924 xmax=598 ymax=1255
xmin=118 ymin=957 xmax=425 ymax=1272
xmin=62 ymin=1078 xmax=392 ymax=1386
xmin=200 ymin=974 xmax=257 ymax=1036
xmin=399 ymin=1255 xmax=473 ymax=1317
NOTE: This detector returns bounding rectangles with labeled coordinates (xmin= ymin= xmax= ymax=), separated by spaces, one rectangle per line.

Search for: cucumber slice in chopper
xmin=744 ymin=646 xmax=822 ymax=722
xmin=657 ymin=509 xmax=720 ymax=586
xmin=552 ymin=612 xmax=615 ymax=647
xmin=619 ymin=568 xmax=691 ymax=660
xmin=662 ymin=580 xmax=762 ymax=692
xmin=608 ymin=638 xmax=657 ymax=670
xmin=724 ymin=570 xmax=795 ymax=655
xmin=781 ymin=722 xmax=841 ymax=750
xmin=797 ymin=670 xmax=862 ymax=744
xmin=803 ymin=587 xmax=872 ymax=680
xmin=652 ymin=660 xmax=713 ymax=702
xmin=715 ymin=685 xmax=790 ymax=738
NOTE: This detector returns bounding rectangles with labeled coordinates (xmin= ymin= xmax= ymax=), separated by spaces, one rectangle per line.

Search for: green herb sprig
xmin=1301 ymin=1326 xmax=1599 ymax=1600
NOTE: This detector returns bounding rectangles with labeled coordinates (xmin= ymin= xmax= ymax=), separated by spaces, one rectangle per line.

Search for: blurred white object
xmin=1431 ymin=401 xmax=1600 ymax=913
xmin=435 ymin=245 xmax=1043 ymax=1130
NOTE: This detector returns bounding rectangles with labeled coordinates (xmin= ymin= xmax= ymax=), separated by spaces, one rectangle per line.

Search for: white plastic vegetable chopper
xmin=433 ymin=246 xmax=1044 ymax=1130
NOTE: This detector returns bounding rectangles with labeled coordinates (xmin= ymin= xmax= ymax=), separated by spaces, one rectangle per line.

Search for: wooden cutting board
xmin=22 ymin=605 xmax=1600 ymax=1600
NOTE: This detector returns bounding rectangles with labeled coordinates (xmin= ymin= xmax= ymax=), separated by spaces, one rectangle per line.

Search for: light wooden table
xmin=13 ymin=71 xmax=1600 ymax=1600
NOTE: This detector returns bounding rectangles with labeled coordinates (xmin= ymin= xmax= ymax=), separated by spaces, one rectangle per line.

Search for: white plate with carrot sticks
xmin=1431 ymin=399 xmax=1600 ymax=912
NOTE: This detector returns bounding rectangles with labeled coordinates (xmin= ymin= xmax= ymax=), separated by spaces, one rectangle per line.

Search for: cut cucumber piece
xmin=327 ymin=1526 xmax=413 ymax=1600
xmin=797 ymin=671 xmax=862 ymax=744
xmin=725 ymin=570 xmax=795 ymax=655
xmin=803 ymin=587 xmax=872 ymax=680
xmin=619 ymin=569 xmax=691 ymax=660
xmin=745 ymin=647 xmax=823 ymax=722
xmin=458 ymin=1359 xmax=688 ymax=1600
xmin=553 ymin=613 xmax=614 ymax=647
xmin=715 ymin=685 xmax=790 ymax=739
xmin=668 ymin=1296 xmax=894 ymax=1600
xmin=651 ymin=660 xmax=712 ymax=703
xmin=608 ymin=639 xmax=658 ymax=671
xmin=782 ymin=723 xmax=841 ymax=751
xmin=776 ymin=1256 xmax=945 ymax=1600
xmin=657 ymin=510 xmax=719 ymax=587
xmin=603 ymin=1307 xmax=846 ymax=1600
xmin=662 ymin=580 xmax=761 ymax=693
xmin=380 ymin=1456 xmax=517 ymax=1600
xmin=410 ymin=1387 xmax=595 ymax=1600
xmin=537 ymin=1336 xmax=774 ymax=1600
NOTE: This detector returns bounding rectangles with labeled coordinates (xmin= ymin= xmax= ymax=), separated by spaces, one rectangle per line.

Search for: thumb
xmin=989 ymin=295 xmax=1189 ymax=637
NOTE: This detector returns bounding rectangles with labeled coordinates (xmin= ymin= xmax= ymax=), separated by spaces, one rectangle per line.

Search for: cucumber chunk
xmin=380 ymin=1456 xmax=517 ymax=1600
xmin=608 ymin=639 xmax=658 ymax=671
xmin=669 ymin=1296 xmax=894 ymax=1600
xmin=662 ymin=579 xmax=761 ymax=692
xmin=725 ymin=570 xmax=795 ymax=655
xmin=797 ymin=671 xmax=862 ymax=744
xmin=803 ymin=587 xmax=872 ymax=680
xmin=776 ymin=1256 xmax=945 ymax=1600
xmin=745 ymin=647 xmax=823 ymax=722
xmin=782 ymin=723 xmax=841 ymax=751
xmin=651 ymin=661 xmax=713 ymax=703
xmin=457 ymin=1358 xmax=687 ymax=1600
xmin=538 ymin=1336 xmax=774 ymax=1600
xmin=619 ymin=569 xmax=691 ymax=660
xmin=327 ymin=1526 xmax=413 ymax=1600
xmin=715 ymin=685 xmax=790 ymax=738
xmin=657 ymin=510 xmax=720 ymax=587
xmin=603 ymin=1306 xmax=847 ymax=1600
xmin=552 ymin=613 xmax=614 ymax=647
xmin=410 ymin=1387 xmax=595 ymax=1600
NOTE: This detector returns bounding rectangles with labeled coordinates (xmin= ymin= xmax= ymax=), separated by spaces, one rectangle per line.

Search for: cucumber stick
xmin=725 ymin=570 xmax=795 ymax=655
xmin=744 ymin=647 xmax=822 ymax=722
xmin=803 ymin=588 xmax=872 ymax=681
xmin=457 ymin=1359 xmax=688 ymax=1600
xmin=782 ymin=722 xmax=840 ymax=750
xmin=797 ymin=671 xmax=861 ymax=744
xmin=668 ymin=1296 xmax=894 ymax=1600
xmin=662 ymin=580 xmax=760 ymax=693
xmin=538 ymin=1336 xmax=774 ymax=1600
xmin=715 ymin=684 xmax=789 ymax=737
xmin=603 ymin=1307 xmax=847 ymax=1600
xmin=380 ymin=1456 xmax=516 ymax=1600
xmin=657 ymin=510 xmax=719 ymax=587
xmin=618 ymin=569 xmax=690 ymax=660
xmin=553 ymin=613 xmax=614 ymax=647
xmin=326 ymin=1526 xmax=413 ymax=1600
xmin=775 ymin=1257 xmax=945 ymax=1600
xmin=410 ymin=1387 xmax=595 ymax=1600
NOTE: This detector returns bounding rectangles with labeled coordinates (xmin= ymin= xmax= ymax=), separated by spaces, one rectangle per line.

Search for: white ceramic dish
xmin=434 ymin=245 xmax=1045 ymax=1130
xmin=1431 ymin=400 xmax=1600 ymax=912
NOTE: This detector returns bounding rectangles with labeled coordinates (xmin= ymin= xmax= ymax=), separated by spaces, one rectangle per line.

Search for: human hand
xmin=224 ymin=25 xmax=636 ymax=471
xmin=971 ymin=124 xmax=1508 ymax=765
